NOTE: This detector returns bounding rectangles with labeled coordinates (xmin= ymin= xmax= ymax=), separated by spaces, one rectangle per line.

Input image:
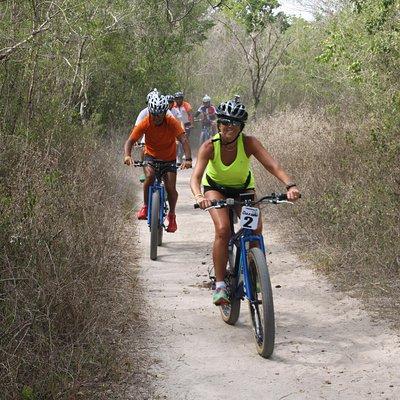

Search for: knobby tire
xmin=157 ymin=224 xmax=163 ymax=246
xmin=220 ymin=246 xmax=241 ymax=325
xmin=248 ymin=247 xmax=275 ymax=358
xmin=150 ymin=190 xmax=160 ymax=260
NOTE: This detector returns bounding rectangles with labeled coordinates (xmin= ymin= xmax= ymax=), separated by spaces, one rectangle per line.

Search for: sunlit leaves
xmin=222 ymin=0 xmax=281 ymax=33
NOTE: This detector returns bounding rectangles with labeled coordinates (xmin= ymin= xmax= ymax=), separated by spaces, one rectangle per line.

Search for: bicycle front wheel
xmin=247 ymin=247 xmax=275 ymax=358
xmin=150 ymin=190 xmax=160 ymax=260
xmin=157 ymin=224 xmax=163 ymax=246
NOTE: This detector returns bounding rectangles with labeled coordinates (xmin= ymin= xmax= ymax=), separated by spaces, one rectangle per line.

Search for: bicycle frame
xmin=134 ymin=159 xmax=174 ymax=230
xmin=229 ymin=225 xmax=266 ymax=303
xmin=147 ymin=175 xmax=167 ymax=228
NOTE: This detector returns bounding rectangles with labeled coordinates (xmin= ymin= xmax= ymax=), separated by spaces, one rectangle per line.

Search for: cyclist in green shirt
xmin=190 ymin=100 xmax=300 ymax=305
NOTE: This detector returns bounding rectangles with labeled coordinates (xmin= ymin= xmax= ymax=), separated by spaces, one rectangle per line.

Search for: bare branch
xmin=68 ymin=37 xmax=88 ymax=106
xmin=214 ymin=17 xmax=253 ymax=64
xmin=259 ymin=39 xmax=294 ymax=95
xmin=0 ymin=2 xmax=61 ymax=62
xmin=63 ymin=57 xmax=73 ymax=69
xmin=105 ymin=11 xmax=119 ymax=31
xmin=205 ymin=0 xmax=224 ymax=8
xmin=165 ymin=0 xmax=197 ymax=25
xmin=0 ymin=20 xmax=50 ymax=62
xmin=214 ymin=12 xmax=294 ymax=113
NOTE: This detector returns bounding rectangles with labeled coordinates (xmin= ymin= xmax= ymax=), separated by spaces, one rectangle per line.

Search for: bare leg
xmin=205 ymin=190 xmax=231 ymax=282
xmin=140 ymin=147 xmax=146 ymax=177
xmin=142 ymin=165 xmax=155 ymax=205
xmin=163 ymin=172 xmax=178 ymax=213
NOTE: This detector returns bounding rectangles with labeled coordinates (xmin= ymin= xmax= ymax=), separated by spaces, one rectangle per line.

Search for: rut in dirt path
xmin=127 ymin=168 xmax=400 ymax=400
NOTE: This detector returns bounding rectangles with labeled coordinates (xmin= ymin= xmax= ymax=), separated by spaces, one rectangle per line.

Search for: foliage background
xmin=0 ymin=0 xmax=211 ymax=397
xmin=1 ymin=0 xmax=399 ymax=398
xmin=190 ymin=0 xmax=399 ymax=319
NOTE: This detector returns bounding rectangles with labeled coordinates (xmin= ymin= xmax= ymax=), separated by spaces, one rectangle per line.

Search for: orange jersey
xmin=129 ymin=114 xmax=185 ymax=160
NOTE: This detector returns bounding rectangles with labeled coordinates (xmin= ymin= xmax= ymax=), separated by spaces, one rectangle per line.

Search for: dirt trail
xmin=129 ymin=168 xmax=400 ymax=400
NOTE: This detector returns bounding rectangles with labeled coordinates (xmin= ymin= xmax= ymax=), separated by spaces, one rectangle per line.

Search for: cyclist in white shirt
xmin=172 ymin=91 xmax=194 ymax=163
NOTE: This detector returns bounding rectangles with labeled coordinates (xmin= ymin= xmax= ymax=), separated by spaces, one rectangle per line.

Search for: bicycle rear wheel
xmin=247 ymin=247 xmax=275 ymax=358
xmin=150 ymin=190 xmax=160 ymax=260
xmin=220 ymin=246 xmax=241 ymax=325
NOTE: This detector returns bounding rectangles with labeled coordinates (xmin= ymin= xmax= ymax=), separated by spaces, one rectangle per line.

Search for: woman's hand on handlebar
xmin=195 ymin=195 xmax=212 ymax=210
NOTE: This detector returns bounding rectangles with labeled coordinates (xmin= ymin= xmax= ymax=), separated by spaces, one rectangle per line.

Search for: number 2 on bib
xmin=240 ymin=206 xmax=259 ymax=230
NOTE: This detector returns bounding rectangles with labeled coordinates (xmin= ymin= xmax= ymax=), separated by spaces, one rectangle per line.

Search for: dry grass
xmin=251 ymin=107 xmax=400 ymax=326
xmin=0 ymin=133 xmax=153 ymax=398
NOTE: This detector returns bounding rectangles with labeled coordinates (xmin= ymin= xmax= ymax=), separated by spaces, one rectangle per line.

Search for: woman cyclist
xmin=190 ymin=100 xmax=300 ymax=305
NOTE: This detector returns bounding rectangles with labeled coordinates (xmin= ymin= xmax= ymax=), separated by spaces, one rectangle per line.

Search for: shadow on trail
xmin=271 ymin=309 xmax=382 ymax=368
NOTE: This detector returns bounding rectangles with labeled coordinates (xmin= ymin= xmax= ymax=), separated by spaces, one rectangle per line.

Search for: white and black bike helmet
xmin=203 ymin=95 xmax=211 ymax=103
xmin=216 ymin=100 xmax=248 ymax=122
xmin=148 ymin=95 xmax=169 ymax=115
xmin=146 ymin=88 xmax=159 ymax=103
xmin=174 ymin=91 xmax=184 ymax=99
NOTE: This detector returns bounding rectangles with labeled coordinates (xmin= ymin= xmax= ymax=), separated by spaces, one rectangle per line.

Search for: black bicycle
xmin=195 ymin=192 xmax=294 ymax=358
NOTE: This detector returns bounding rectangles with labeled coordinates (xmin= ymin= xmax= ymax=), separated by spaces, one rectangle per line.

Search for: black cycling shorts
xmin=203 ymin=185 xmax=255 ymax=199
xmin=143 ymin=155 xmax=177 ymax=174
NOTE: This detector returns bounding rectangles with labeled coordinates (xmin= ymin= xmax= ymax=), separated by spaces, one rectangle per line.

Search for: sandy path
xmin=130 ymin=168 xmax=400 ymax=400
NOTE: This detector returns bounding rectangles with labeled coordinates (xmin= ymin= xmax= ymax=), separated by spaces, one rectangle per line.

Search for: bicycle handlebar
xmin=133 ymin=160 xmax=176 ymax=168
xmin=193 ymin=193 xmax=301 ymax=209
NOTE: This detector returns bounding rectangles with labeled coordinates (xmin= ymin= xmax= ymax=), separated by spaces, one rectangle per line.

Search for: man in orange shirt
xmin=124 ymin=95 xmax=192 ymax=232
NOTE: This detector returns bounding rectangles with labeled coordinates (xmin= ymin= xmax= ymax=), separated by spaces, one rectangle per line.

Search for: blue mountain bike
xmin=195 ymin=192 xmax=292 ymax=358
xmin=134 ymin=160 xmax=176 ymax=260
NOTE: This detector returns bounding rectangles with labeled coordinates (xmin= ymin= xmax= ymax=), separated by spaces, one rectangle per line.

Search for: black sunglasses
xmin=219 ymin=118 xmax=242 ymax=126
xmin=150 ymin=111 xmax=166 ymax=117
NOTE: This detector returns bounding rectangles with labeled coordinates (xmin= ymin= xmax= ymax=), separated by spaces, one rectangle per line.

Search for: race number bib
xmin=240 ymin=206 xmax=259 ymax=229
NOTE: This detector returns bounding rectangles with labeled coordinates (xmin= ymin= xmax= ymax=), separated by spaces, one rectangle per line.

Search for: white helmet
xmin=202 ymin=95 xmax=211 ymax=103
xmin=146 ymin=88 xmax=159 ymax=103
xmin=147 ymin=95 xmax=169 ymax=115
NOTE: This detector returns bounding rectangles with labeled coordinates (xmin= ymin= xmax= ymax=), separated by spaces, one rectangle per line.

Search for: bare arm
xmin=178 ymin=133 xmax=192 ymax=169
xmin=245 ymin=136 xmax=300 ymax=200
xmin=124 ymin=136 xmax=135 ymax=158
xmin=190 ymin=142 xmax=214 ymax=208
xmin=188 ymin=111 xmax=194 ymax=127
xmin=123 ymin=126 xmax=139 ymax=165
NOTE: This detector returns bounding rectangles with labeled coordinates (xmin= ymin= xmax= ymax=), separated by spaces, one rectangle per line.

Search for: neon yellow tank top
xmin=201 ymin=133 xmax=255 ymax=189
